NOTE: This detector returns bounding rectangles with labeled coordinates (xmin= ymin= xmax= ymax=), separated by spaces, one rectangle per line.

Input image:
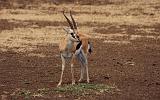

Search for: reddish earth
xmin=0 ymin=37 xmax=160 ymax=99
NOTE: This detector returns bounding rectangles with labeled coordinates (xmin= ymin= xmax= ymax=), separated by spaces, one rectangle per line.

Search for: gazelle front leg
xmin=86 ymin=64 xmax=90 ymax=83
xmin=57 ymin=54 xmax=65 ymax=87
xmin=71 ymin=64 xmax=75 ymax=85
xmin=71 ymin=54 xmax=76 ymax=85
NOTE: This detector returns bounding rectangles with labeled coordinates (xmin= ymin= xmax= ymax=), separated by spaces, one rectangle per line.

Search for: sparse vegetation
xmin=11 ymin=83 xmax=119 ymax=99
xmin=54 ymin=83 xmax=119 ymax=95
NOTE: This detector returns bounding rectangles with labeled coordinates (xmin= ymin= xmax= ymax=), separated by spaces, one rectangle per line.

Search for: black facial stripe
xmin=77 ymin=35 xmax=79 ymax=39
xmin=71 ymin=33 xmax=76 ymax=39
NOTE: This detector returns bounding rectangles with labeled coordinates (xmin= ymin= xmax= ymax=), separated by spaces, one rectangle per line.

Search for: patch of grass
xmin=54 ymin=83 xmax=119 ymax=95
xmin=11 ymin=83 xmax=120 ymax=99
xmin=11 ymin=88 xmax=32 ymax=99
xmin=11 ymin=88 xmax=50 ymax=99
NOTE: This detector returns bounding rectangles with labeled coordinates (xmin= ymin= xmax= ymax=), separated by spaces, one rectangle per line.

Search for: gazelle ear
xmin=63 ymin=27 xmax=74 ymax=34
xmin=63 ymin=27 xmax=68 ymax=33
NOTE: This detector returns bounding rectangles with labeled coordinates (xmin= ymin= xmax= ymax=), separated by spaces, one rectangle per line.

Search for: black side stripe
xmin=88 ymin=41 xmax=92 ymax=54
xmin=76 ymin=41 xmax=82 ymax=50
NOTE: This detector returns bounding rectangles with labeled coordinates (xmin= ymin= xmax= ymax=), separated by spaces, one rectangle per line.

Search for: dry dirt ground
xmin=0 ymin=0 xmax=160 ymax=100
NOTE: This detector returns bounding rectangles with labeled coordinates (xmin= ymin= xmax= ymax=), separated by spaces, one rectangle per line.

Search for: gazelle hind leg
xmin=77 ymin=50 xmax=89 ymax=83
xmin=79 ymin=58 xmax=89 ymax=83
xmin=78 ymin=63 xmax=85 ymax=82
xmin=57 ymin=54 xmax=65 ymax=87
xmin=76 ymin=52 xmax=85 ymax=82
xmin=82 ymin=52 xmax=89 ymax=83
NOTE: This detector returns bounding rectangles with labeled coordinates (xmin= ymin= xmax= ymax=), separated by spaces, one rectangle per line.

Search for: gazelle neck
xmin=66 ymin=37 xmax=74 ymax=50
xmin=61 ymin=37 xmax=74 ymax=58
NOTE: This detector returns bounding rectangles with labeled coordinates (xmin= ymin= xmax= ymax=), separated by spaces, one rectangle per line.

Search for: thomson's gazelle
xmin=57 ymin=11 xmax=92 ymax=87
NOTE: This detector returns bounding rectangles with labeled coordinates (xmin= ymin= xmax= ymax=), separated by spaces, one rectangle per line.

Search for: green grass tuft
xmin=54 ymin=83 xmax=118 ymax=95
xmin=11 ymin=83 xmax=119 ymax=99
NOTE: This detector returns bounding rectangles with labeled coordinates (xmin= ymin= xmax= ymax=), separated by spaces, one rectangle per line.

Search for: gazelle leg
xmin=79 ymin=63 xmax=85 ymax=82
xmin=71 ymin=64 xmax=75 ymax=85
xmin=86 ymin=64 xmax=90 ymax=83
xmin=57 ymin=54 xmax=65 ymax=87
xmin=79 ymin=51 xmax=90 ymax=83
xmin=83 ymin=54 xmax=89 ymax=83
xmin=71 ymin=54 xmax=76 ymax=85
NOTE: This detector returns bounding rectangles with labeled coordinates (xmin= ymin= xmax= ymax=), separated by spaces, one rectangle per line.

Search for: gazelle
xmin=57 ymin=11 xmax=92 ymax=87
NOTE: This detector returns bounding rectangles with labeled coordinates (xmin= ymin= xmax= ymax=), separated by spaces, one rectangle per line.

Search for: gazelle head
xmin=63 ymin=11 xmax=80 ymax=42
xmin=63 ymin=27 xmax=79 ymax=42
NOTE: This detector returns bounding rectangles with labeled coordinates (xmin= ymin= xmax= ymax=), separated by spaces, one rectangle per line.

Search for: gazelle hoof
xmin=72 ymin=81 xmax=75 ymax=85
xmin=57 ymin=83 xmax=61 ymax=87
xmin=78 ymin=79 xmax=83 ymax=82
xmin=87 ymin=79 xmax=90 ymax=83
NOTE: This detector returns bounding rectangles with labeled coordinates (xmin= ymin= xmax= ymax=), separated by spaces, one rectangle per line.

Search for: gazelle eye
xmin=71 ymin=33 xmax=74 ymax=35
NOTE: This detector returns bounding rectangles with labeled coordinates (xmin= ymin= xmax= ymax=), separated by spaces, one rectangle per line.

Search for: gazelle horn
xmin=70 ymin=11 xmax=77 ymax=30
xmin=63 ymin=11 xmax=74 ymax=29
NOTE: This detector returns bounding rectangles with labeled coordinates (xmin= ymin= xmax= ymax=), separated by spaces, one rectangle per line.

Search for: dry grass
xmin=0 ymin=1 xmax=159 ymax=24
xmin=0 ymin=0 xmax=160 ymax=52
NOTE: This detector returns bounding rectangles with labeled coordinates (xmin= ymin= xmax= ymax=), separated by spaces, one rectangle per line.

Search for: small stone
xmin=152 ymin=63 xmax=156 ymax=66
xmin=1 ymin=95 xmax=7 ymax=100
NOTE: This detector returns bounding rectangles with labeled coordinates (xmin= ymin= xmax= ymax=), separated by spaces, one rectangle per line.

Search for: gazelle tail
xmin=88 ymin=41 xmax=93 ymax=54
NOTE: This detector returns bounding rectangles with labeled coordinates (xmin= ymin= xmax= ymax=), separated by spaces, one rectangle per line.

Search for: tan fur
xmin=59 ymin=37 xmax=75 ymax=53
xmin=59 ymin=37 xmax=67 ymax=52
xmin=77 ymin=32 xmax=90 ymax=54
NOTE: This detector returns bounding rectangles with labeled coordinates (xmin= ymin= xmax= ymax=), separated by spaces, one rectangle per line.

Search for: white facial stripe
xmin=68 ymin=29 xmax=74 ymax=34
